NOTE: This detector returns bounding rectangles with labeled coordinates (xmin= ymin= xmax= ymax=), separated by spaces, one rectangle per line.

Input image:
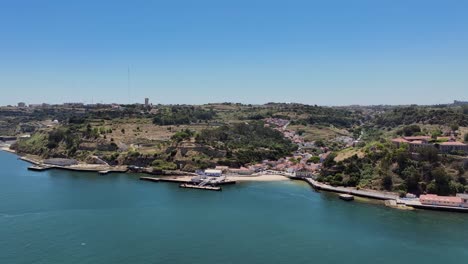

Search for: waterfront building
xmin=228 ymin=167 xmax=254 ymax=175
xmin=295 ymin=168 xmax=314 ymax=178
xmin=214 ymin=166 xmax=229 ymax=172
xmin=204 ymin=169 xmax=223 ymax=177
xmin=419 ymin=194 xmax=463 ymax=207
xmin=456 ymin=194 xmax=468 ymax=208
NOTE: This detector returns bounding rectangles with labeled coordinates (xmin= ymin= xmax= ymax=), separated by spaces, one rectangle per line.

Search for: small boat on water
xmin=339 ymin=194 xmax=354 ymax=201
xmin=98 ymin=170 xmax=109 ymax=175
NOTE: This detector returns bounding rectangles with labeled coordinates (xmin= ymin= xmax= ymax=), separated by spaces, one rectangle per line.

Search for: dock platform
xmin=139 ymin=176 xmax=236 ymax=185
xmin=179 ymin=183 xmax=222 ymax=191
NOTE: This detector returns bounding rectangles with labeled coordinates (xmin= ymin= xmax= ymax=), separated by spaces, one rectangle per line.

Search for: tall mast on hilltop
xmin=127 ymin=66 xmax=131 ymax=104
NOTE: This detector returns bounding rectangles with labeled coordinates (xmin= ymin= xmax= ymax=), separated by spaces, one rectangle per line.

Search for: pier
xmin=179 ymin=183 xmax=222 ymax=191
xmin=140 ymin=176 xmax=236 ymax=191
xmin=140 ymin=176 xmax=236 ymax=185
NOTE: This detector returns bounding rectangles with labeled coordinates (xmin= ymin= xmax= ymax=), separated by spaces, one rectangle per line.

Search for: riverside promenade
xmin=290 ymin=176 xmax=399 ymax=201
xmin=294 ymin=176 xmax=468 ymax=213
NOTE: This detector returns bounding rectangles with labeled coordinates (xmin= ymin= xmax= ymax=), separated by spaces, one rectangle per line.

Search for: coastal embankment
xmin=291 ymin=176 xmax=399 ymax=201
xmin=19 ymin=155 xmax=128 ymax=173
xmin=2 ymin=148 xmax=467 ymax=213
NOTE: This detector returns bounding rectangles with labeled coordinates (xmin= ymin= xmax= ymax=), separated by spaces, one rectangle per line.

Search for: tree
xmin=464 ymin=133 xmax=468 ymax=143
xmin=323 ymin=153 xmax=337 ymax=168
xmin=315 ymin=139 xmax=326 ymax=148
xmin=308 ymin=156 xmax=321 ymax=164
xmin=431 ymin=167 xmax=452 ymax=196
xmin=398 ymin=125 xmax=421 ymax=137
xmin=464 ymin=105 xmax=468 ymax=115
xmin=171 ymin=129 xmax=194 ymax=143
xmin=395 ymin=148 xmax=411 ymax=172
xmin=382 ymin=174 xmax=393 ymax=191
xmin=402 ymin=166 xmax=420 ymax=194
xmin=417 ymin=146 xmax=439 ymax=163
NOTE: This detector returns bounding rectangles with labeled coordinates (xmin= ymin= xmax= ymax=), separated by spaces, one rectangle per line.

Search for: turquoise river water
xmin=0 ymin=151 xmax=467 ymax=264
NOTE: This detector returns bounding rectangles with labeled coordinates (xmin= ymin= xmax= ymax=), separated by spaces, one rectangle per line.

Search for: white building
xmin=457 ymin=194 xmax=468 ymax=208
xmin=204 ymin=169 xmax=223 ymax=177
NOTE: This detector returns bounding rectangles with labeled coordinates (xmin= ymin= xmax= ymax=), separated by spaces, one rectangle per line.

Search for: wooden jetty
xmin=179 ymin=183 xmax=222 ymax=191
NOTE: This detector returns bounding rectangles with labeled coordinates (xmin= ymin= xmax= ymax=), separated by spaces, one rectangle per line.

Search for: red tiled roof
xmin=392 ymin=138 xmax=409 ymax=143
xmin=436 ymin=137 xmax=451 ymax=141
xmin=420 ymin=194 xmax=462 ymax=203
xmin=403 ymin=136 xmax=431 ymax=141
xmin=440 ymin=142 xmax=467 ymax=146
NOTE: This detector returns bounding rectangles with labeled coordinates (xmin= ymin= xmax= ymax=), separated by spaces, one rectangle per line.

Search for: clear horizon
xmin=1 ymin=0 xmax=468 ymax=106
xmin=5 ymin=100 xmax=466 ymax=108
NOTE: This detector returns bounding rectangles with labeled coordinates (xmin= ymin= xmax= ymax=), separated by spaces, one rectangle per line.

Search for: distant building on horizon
xmin=17 ymin=102 xmax=26 ymax=108
xmin=145 ymin=98 xmax=149 ymax=106
xmin=453 ymin=100 xmax=468 ymax=106
xmin=63 ymin=102 xmax=84 ymax=107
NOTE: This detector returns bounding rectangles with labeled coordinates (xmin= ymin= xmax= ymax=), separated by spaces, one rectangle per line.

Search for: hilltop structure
xmin=392 ymin=136 xmax=468 ymax=154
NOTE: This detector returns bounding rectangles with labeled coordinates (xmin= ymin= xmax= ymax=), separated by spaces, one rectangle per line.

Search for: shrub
xmin=308 ymin=156 xmax=321 ymax=164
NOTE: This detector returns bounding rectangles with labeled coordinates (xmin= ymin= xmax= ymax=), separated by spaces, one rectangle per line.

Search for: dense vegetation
xmin=152 ymin=106 xmax=216 ymax=125
xmin=196 ymin=122 xmax=297 ymax=165
xmin=320 ymin=141 xmax=467 ymax=196
xmin=284 ymin=105 xmax=360 ymax=128
xmin=374 ymin=106 xmax=468 ymax=128
xmin=4 ymin=103 xmax=468 ymax=193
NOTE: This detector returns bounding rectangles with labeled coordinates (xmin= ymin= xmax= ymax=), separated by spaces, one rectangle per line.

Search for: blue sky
xmin=1 ymin=0 xmax=467 ymax=106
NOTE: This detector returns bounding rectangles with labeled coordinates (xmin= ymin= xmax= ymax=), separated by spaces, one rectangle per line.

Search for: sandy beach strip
xmin=0 ymin=147 xmax=16 ymax=154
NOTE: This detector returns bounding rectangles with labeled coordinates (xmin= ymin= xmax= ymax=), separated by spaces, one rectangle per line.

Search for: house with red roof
xmin=392 ymin=136 xmax=468 ymax=155
xmin=457 ymin=194 xmax=468 ymax=208
xmin=438 ymin=141 xmax=468 ymax=154
xmin=420 ymin=194 xmax=463 ymax=207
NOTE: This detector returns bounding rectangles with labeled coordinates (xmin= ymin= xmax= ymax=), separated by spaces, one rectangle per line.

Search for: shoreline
xmin=155 ymin=174 xmax=290 ymax=182
xmin=2 ymin=148 xmax=466 ymax=213
xmin=0 ymin=149 xmax=292 ymax=181
xmin=0 ymin=149 xmax=128 ymax=173
xmin=0 ymin=146 xmax=16 ymax=154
